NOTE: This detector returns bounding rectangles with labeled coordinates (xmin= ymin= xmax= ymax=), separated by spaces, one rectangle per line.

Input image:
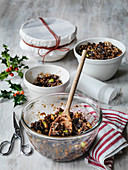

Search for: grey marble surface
xmin=0 ymin=0 xmax=128 ymax=170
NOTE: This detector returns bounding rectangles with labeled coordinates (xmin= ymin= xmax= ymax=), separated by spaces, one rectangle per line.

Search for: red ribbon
xmin=22 ymin=17 xmax=70 ymax=62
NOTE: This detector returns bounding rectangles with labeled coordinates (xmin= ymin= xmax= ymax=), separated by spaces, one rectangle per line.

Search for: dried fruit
xmin=78 ymin=42 xmax=122 ymax=60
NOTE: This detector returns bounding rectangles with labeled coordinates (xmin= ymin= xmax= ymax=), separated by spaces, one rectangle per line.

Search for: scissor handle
xmin=0 ymin=134 xmax=16 ymax=156
xmin=19 ymin=129 xmax=32 ymax=156
xmin=20 ymin=144 xmax=33 ymax=156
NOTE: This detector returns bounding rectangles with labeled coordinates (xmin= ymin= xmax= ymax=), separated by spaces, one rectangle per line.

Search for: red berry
xmin=20 ymin=91 xmax=24 ymax=95
xmin=13 ymin=93 xmax=16 ymax=97
xmin=6 ymin=68 xmax=10 ymax=72
xmin=10 ymin=73 xmax=14 ymax=77
xmin=16 ymin=91 xmax=20 ymax=94
xmin=9 ymin=67 xmax=12 ymax=71
xmin=15 ymin=68 xmax=18 ymax=71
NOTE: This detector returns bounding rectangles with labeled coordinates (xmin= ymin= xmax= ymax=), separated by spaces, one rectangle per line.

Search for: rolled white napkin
xmin=71 ymin=72 xmax=117 ymax=104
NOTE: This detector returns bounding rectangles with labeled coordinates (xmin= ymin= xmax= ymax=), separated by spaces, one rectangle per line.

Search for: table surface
xmin=0 ymin=0 xmax=128 ymax=170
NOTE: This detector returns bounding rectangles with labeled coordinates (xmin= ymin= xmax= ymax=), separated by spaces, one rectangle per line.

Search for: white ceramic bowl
xmin=19 ymin=17 xmax=77 ymax=62
xmin=24 ymin=65 xmax=70 ymax=98
xmin=74 ymin=37 xmax=126 ymax=81
xmin=20 ymin=39 xmax=77 ymax=62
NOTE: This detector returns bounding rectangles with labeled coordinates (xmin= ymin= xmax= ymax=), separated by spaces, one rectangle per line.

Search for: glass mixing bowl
xmin=21 ymin=93 xmax=102 ymax=161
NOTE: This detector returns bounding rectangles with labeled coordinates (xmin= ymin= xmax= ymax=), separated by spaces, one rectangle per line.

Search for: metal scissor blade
xmin=13 ymin=112 xmax=20 ymax=132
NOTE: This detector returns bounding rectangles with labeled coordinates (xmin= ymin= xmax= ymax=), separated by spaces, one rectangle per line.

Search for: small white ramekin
xmin=23 ymin=65 xmax=70 ymax=98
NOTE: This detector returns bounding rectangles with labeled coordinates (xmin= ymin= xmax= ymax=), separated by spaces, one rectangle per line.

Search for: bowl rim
xmin=74 ymin=37 xmax=126 ymax=63
xmin=21 ymin=93 xmax=102 ymax=140
xmin=23 ymin=65 xmax=70 ymax=90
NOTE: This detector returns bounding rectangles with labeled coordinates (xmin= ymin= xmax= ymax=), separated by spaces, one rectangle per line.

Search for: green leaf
xmin=0 ymin=90 xmax=12 ymax=99
xmin=3 ymin=44 xmax=8 ymax=50
xmin=18 ymin=64 xmax=29 ymax=70
xmin=1 ymin=45 xmax=11 ymax=67
xmin=17 ymin=71 xmax=23 ymax=78
xmin=13 ymin=94 xmax=27 ymax=107
xmin=18 ymin=63 xmax=25 ymax=68
xmin=0 ymin=71 xmax=9 ymax=80
xmin=23 ymin=65 xmax=29 ymax=69
xmin=0 ymin=78 xmax=27 ymax=107
xmin=20 ymin=56 xmax=29 ymax=62
xmin=9 ymin=55 xmax=19 ymax=67
xmin=7 ymin=80 xmax=23 ymax=91
xmin=0 ymin=58 xmax=7 ymax=65
xmin=0 ymin=44 xmax=29 ymax=80
xmin=13 ymin=55 xmax=19 ymax=61
xmin=1 ymin=52 xmax=10 ymax=67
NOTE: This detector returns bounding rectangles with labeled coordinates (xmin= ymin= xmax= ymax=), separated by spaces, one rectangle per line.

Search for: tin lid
xmin=19 ymin=18 xmax=77 ymax=48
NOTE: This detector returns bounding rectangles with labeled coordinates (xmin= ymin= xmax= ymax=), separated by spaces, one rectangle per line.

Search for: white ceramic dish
xmin=24 ymin=65 xmax=70 ymax=98
xmin=19 ymin=18 xmax=77 ymax=62
xmin=20 ymin=39 xmax=76 ymax=62
xmin=74 ymin=37 xmax=126 ymax=81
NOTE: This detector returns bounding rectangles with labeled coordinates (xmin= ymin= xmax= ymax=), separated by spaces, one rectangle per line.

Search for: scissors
xmin=0 ymin=112 xmax=33 ymax=156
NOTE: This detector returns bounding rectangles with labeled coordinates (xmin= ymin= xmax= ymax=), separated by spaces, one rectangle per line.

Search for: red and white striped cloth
xmin=85 ymin=108 xmax=128 ymax=170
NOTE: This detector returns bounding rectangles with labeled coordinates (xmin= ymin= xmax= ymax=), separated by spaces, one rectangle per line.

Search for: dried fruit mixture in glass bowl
xmin=30 ymin=107 xmax=92 ymax=137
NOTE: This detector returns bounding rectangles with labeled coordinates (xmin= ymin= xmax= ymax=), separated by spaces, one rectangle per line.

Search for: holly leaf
xmin=19 ymin=56 xmax=29 ymax=62
xmin=7 ymin=80 xmax=23 ymax=91
xmin=3 ymin=44 xmax=9 ymax=51
xmin=17 ymin=71 xmax=23 ymax=78
xmin=0 ymin=71 xmax=9 ymax=80
xmin=18 ymin=64 xmax=29 ymax=70
xmin=13 ymin=94 xmax=27 ymax=107
xmin=23 ymin=65 xmax=29 ymax=69
xmin=9 ymin=55 xmax=19 ymax=67
xmin=0 ymin=44 xmax=29 ymax=81
xmin=1 ymin=45 xmax=11 ymax=67
xmin=18 ymin=63 xmax=25 ymax=68
xmin=10 ymin=55 xmax=28 ymax=66
xmin=0 ymin=80 xmax=27 ymax=107
xmin=0 ymin=90 xmax=12 ymax=99
xmin=0 ymin=58 xmax=7 ymax=65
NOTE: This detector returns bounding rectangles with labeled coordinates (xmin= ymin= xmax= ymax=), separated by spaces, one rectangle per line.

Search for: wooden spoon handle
xmin=65 ymin=50 xmax=87 ymax=111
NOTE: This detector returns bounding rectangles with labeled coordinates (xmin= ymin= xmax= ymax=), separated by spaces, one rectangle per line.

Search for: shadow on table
xmin=59 ymin=49 xmax=77 ymax=64
xmin=108 ymin=63 xmax=128 ymax=81
xmin=106 ymin=63 xmax=128 ymax=105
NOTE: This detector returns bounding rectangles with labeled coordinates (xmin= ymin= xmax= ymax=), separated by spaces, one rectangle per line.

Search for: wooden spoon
xmin=49 ymin=50 xmax=87 ymax=136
